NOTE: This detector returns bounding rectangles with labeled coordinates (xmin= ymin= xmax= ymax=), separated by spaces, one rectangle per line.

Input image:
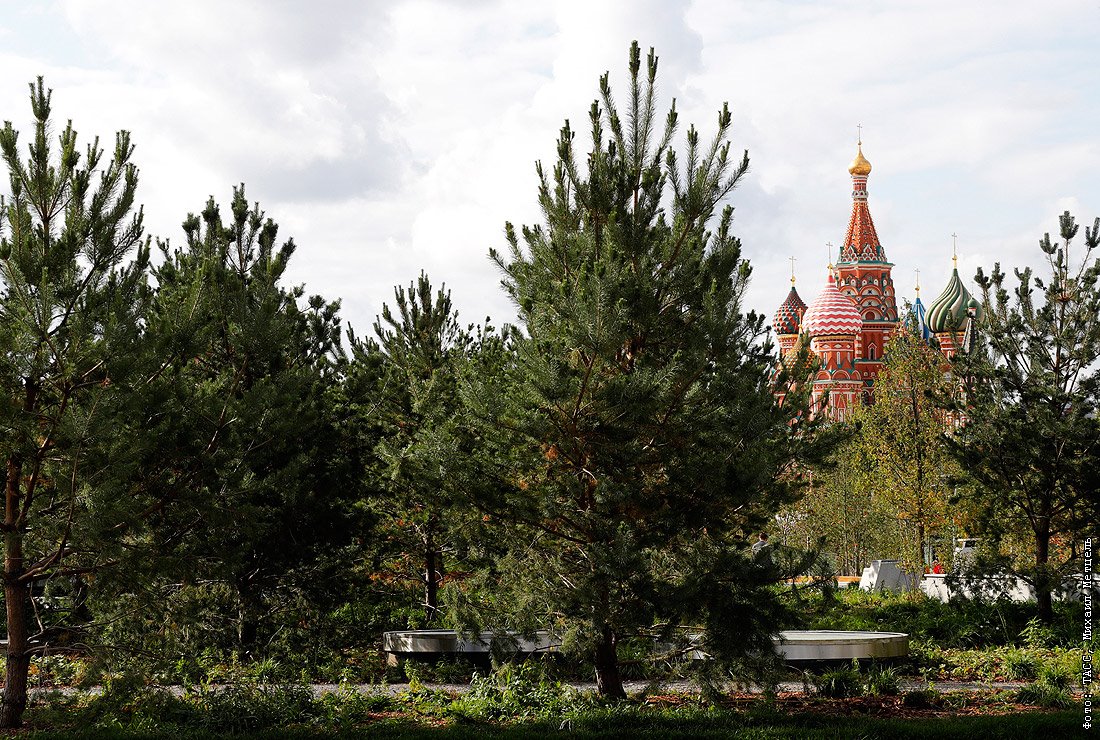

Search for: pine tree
xmin=951 ymin=212 xmax=1100 ymax=621
xmin=0 ymin=79 xmax=151 ymax=728
xmin=365 ymin=273 xmax=473 ymax=623
xmin=469 ymin=43 xmax=816 ymax=698
xmin=126 ymin=186 xmax=349 ymax=657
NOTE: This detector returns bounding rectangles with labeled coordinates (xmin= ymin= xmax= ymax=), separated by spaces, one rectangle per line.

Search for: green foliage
xmin=814 ymin=669 xmax=864 ymax=700
xmin=852 ymin=330 xmax=958 ymax=571
xmin=1016 ymin=663 xmax=1075 ymax=708
xmin=316 ymin=686 xmax=396 ymax=728
xmin=197 ymin=683 xmax=318 ymax=733
xmin=448 ymin=661 xmax=579 ymax=721
xmin=353 ymin=273 xmax=503 ymax=625
xmin=1000 ymin=649 xmax=1039 ymax=680
xmin=0 ymin=76 xmax=154 ymax=728
xmin=813 ymin=660 xmax=863 ymax=698
xmin=69 ymin=674 xmax=318 ymax=733
xmin=863 ymin=663 xmax=900 ymax=696
xmin=467 ymin=40 xmax=823 ymax=699
xmin=87 ymin=185 xmax=357 ymax=675
xmin=902 ymin=688 xmax=939 ymax=709
xmin=1018 ymin=616 xmax=1057 ymax=648
xmin=908 ymin=640 xmax=1082 ymax=682
xmin=798 ymin=586 xmax=1083 ymax=648
xmin=949 ymin=211 xmax=1100 ymax=621
xmin=786 ymin=328 xmax=962 ymax=577
xmin=780 ymin=440 xmax=904 ymax=576
xmin=78 ymin=674 xmax=199 ymax=730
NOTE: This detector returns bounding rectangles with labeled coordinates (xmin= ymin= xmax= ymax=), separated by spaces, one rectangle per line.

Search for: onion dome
xmin=773 ymin=284 xmax=807 ymax=336
xmin=913 ymin=283 xmax=931 ymax=340
xmin=802 ymin=270 xmax=862 ymax=336
xmin=848 ymin=144 xmax=872 ymax=176
xmin=927 ymin=267 xmax=982 ymax=333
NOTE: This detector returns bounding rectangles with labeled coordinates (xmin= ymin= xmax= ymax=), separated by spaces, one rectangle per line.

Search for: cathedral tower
xmin=834 ymin=141 xmax=899 ymax=389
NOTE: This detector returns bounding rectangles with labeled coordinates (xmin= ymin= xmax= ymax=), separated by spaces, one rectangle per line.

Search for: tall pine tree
xmin=118 ymin=186 xmax=349 ymax=660
xmin=366 ymin=273 xmax=473 ymax=623
xmin=0 ymin=80 xmax=151 ymax=728
xmin=950 ymin=212 xmax=1100 ymax=622
xmin=469 ymin=43 xmax=816 ymax=698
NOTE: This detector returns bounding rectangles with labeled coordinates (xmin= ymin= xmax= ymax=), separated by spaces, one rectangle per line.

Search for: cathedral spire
xmin=839 ymin=139 xmax=883 ymax=263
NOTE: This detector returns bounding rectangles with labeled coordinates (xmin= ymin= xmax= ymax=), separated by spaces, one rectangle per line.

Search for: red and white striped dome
xmin=802 ymin=271 xmax=862 ymax=337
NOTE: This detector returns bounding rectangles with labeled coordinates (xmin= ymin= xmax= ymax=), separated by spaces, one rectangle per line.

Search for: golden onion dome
xmin=848 ymin=144 xmax=872 ymax=176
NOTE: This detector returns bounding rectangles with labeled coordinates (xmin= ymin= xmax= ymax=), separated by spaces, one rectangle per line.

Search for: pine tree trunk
xmin=1034 ymin=517 xmax=1053 ymax=623
xmin=916 ymin=521 xmax=926 ymax=585
xmin=2 ymin=444 xmax=31 ymax=729
xmin=2 ymin=535 xmax=30 ymax=729
xmin=424 ymin=545 xmax=438 ymax=623
xmin=237 ymin=580 xmax=259 ymax=656
xmin=593 ymin=624 xmax=626 ymax=700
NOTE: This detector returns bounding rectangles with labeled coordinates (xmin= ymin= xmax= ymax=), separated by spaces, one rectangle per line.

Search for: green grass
xmin=13 ymin=708 xmax=1081 ymax=739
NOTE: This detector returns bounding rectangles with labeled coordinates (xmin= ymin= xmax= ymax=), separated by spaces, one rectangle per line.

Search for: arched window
xmin=868 ymin=344 xmax=877 ymax=360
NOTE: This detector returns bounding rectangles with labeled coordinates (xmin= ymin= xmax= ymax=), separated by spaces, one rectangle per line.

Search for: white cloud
xmin=0 ymin=0 xmax=1094 ymax=338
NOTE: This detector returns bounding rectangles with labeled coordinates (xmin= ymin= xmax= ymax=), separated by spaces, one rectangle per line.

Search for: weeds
xmin=814 ymin=660 xmax=863 ymax=698
xmin=448 ymin=661 xmax=580 ymax=721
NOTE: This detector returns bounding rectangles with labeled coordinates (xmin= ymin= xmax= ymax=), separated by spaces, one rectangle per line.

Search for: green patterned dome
xmin=927 ymin=268 xmax=982 ymax=333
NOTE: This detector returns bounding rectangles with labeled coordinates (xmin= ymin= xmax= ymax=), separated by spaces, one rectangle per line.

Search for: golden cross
xmin=856 ymin=123 xmax=862 ymax=145
xmin=825 ymin=241 xmax=834 ymax=269
xmin=915 ymin=268 xmax=921 ymax=294
xmin=788 ymin=255 xmax=797 ymax=284
xmin=951 ymin=233 xmax=958 ymax=267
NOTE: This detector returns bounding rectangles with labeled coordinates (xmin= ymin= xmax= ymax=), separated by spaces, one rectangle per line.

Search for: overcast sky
xmin=1 ymin=0 xmax=1097 ymax=338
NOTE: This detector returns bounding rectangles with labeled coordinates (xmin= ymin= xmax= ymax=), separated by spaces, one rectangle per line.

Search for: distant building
xmin=772 ymin=143 xmax=981 ymax=419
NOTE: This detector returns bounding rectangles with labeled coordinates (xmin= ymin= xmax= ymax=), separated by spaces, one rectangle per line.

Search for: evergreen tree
xmin=468 ymin=43 xmax=817 ymax=698
xmin=365 ymin=273 xmax=473 ymax=623
xmin=113 ymin=186 xmax=351 ymax=661
xmin=0 ymin=80 xmax=151 ymax=728
xmin=951 ymin=212 xmax=1100 ymax=621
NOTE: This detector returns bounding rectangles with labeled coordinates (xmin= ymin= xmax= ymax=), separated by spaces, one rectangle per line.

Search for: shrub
xmin=901 ymin=688 xmax=939 ymax=708
xmin=196 ymin=682 xmax=318 ymax=732
xmin=1019 ymin=617 xmax=1058 ymax=648
xmin=863 ymin=664 xmax=900 ymax=696
xmin=815 ymin=661 xmax=863 ymax=698
xmin=317 ymin=687 xmax=396 ymax=727
xmin=1016 ymin=681 xmax=1074 ymax=708
xmin=447 ymin=661 xmax=578 ymax=721
xmin=1002 ymin=649 xmax=1039 ymax=680
xmin=78 ymin=674 xmax=201 ymax=729
xmin=1016 ymin=662 xmax=1075 ymax=709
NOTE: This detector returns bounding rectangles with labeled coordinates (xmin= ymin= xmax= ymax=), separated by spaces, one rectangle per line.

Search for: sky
xmin=0 ymin=0 xmax=1097 ymax=339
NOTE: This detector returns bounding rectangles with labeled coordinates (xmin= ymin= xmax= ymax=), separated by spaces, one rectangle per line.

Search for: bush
xmin=1016 ymin=662 xmax=1075 ymax=709
xmin=1017 ymin=681 xmax=1074 ymax=709
xmin=815 ymin=661 xmax=863 ymax=698
xmin=798 ymin=588 xmax=1084 ymax=649
xmin=901 ymin=688 xmax=939 ymax=708
xmin=1002 ymin=649 xmax=1039 ymax=680
xmin=447 ymin=661 xmax=579 ymax=721
xmin=318 ymin=687 xmax=396 ymax=727
xmin=196 ymin=682 xmax=318 ymax=732
xmin=863 ymin=664 xmax=900 ymax=696
xmin=77 ymin=674 xmax=201 ymax=729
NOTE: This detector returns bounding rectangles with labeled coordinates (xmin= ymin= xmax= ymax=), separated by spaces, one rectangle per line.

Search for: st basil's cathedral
xmin=772 ymin=142 xmax=983 ymax=420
